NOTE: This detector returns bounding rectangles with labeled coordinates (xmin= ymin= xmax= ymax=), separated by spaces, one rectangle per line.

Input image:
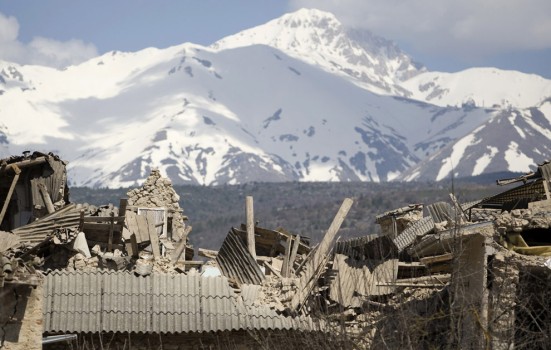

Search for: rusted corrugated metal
xmin=43 ymin=270 xmax=319 ymax=334
xmin=216 ymin=229 xmax=265 ymax=285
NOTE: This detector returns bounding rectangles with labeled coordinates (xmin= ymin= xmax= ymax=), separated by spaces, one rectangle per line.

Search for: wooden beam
xmin=198 ymin=248 xmax=218 ymax=259
xmin=0 ymin=156 xmax=47 ymax=175
xmin=37 ymin=183 xmax=56 ymax=214
xmin=246 ymin=196 xmax=256 ymax=259
xmin=0 ymin=165 xmax=21 ymax=226
xmin=134 ymin=213 xmax=150 ymax=243
xmin=281 ymin=236 xmax=293 ymax=278
xmin=171 ymin=225 xmax=192 ymax=264
xmin=146 ymin=211 xmax=161 ymax=259
xmin=107 ymin=212 xmax=115 ymax=252
xmin=544 ymin=180 xmax=551 ymax=201
xmin=263 ymin=260 xmax=282 ymax=279
xmin=419 ymin=253 xmax=453 ymax=265
xmin=118 ymin=198 xmax=128 ymax=225
xmin=290 ymin=198 xmax=353 ymax=311
xmin=79 ymin=210 xmax=84 ymax=231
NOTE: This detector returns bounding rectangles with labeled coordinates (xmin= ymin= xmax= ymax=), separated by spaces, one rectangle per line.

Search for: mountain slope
xmin=0 ymin=41 xmax=494 ymax=187
xmin=68 ymin=44 xmax=494 ymax=187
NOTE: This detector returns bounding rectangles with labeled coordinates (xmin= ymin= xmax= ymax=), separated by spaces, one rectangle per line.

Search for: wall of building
xmin=0 ymin=283 xmax=43 ymax=350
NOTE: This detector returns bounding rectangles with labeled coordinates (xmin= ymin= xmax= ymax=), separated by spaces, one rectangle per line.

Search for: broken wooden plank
xmin=246 ymin=196 xmax=256 ymax=259
xmin=281 ymin=236 xmax=293 ymax=278
xmin=107 ymin=212 xmax=115 ymax=252
xmin=123 ymin=227 xmax=139 ymax=258
xmin=0 ymin=165 xmax=20 ymax=226
xmin=79 ymin=210 xmax=84 ymax=231
xmin=288 ymin=234 xmax=301 ymax=274
xmin=146 ymin=211 xmax=161 ymax=259
xmin=132 ymin=212 xmax=149 ymax=243
xmin=290 ymin=198 xmax=353 ymax=311
xmin=0 ymin=156 xmax=47 ymax=175
xmin=198 ymin=248 xmax=218 ymax=259
xmin=263 ymin=260 xmax=282 ymax=279
xmin=37 ymin=182 xmax=55 ymax=214
xmin=419 ymin=253 xmax=453 ymax=265
xmin=294 ymin=243 xmax=317 ymax=276
xmin=118 ymin=198 xmax=128 ymax=225
xmin=171 ymin=226 xmax=192 ymax=264
xmin=392 ymin=273 xmax=451 ymax=285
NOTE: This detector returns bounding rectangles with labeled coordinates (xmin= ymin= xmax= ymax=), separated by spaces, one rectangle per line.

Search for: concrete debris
xmin=2 ymin=152 xmax=551 ymax=349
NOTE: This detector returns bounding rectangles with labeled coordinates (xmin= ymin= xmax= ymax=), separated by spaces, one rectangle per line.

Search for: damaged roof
xmin=43 ymin=270 xmax=323 ymax=334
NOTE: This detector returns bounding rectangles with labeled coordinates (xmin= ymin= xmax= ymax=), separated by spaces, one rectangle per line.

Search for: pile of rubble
xmin=2 ymin=151 xmax=551 ymax=349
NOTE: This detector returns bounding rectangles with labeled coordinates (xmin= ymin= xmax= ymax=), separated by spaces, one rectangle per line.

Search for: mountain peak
xmin=211 ymin=8 xmax=343 ymax=52
xmin=211 ymin=8 xmax=422 ymax=95
xmin=273 ymin=8 xmax=341 ymax=31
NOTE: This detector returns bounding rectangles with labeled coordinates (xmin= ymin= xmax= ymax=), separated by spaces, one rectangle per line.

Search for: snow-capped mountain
xmin=1 ymin=8 xmax=551 ymax=186
xmin=211 ymin=8 xmax=424 ymax=96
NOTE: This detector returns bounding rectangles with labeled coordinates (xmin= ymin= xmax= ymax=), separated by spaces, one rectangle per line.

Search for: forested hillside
xmin=69 ymin=177 xmax=508 ymax=251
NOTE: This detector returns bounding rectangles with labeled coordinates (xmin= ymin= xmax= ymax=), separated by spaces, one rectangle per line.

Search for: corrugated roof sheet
xmin=426 ymin=202 xmax=454 ymax=223
xmin=393 ymin=216 xmax=434 ymax=252
xmin=478 ymin=179 xmax=545 ymax=209
xmin=216 ymin=229 xmax=265 ymax=285
xmin=43 ymin=270 xmax=320 ymax=334
xmin=11 ymin=204 xmax=80 ymax=245
xmin=328 ymin=254 xmax=398 ymax=307
xmin=334 ymin=234 xmax=380 ymax=259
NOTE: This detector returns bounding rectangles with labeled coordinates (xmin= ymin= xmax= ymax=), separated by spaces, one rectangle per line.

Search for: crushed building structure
xmin=1 ymin=152 xmax=551 ymax=349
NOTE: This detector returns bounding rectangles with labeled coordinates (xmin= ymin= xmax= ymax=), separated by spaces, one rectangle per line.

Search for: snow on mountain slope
xmin=67 ymin=44 xmax=491 ymax=187
xmin=1 ymin=8 xmax=549 ymax=187
xmin=211 ymin=8 xmax=423 ymax=96
xmin=0 ymin=41 xmax=493 ymax=187
xmin=403 ymin=99 xmax=551 ymax=181
xmin=0 ymin=46 xmax=187 ymax=147
xmin=402 ymin=68 xmax=551 ymax=109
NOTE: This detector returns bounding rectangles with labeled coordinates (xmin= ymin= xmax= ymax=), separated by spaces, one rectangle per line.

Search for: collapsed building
xmin=1 ymin=152 xmax=551 ymax=349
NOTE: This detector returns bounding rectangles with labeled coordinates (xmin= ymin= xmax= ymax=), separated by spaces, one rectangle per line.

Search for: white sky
xmin=0 ymin=0 xmax=550 ymax=77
